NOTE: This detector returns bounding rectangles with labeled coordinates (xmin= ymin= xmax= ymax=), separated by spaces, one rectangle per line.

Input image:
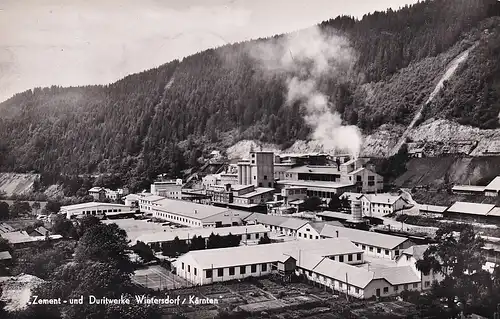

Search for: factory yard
xmin=160 ymin=277 xmax=416 ymax=319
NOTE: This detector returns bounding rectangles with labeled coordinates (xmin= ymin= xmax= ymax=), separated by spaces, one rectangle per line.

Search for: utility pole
xmin=345 ymin=272 xmax=349 ymax=301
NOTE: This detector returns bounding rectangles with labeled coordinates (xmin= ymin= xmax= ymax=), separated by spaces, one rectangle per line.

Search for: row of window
xmin=352 ymin=243 xmax=394 ymax=256
xmin=79 ymin=208 xmax=122 ymax=214
xmin=180 ymin=262 xmax=273 ymax=278
xmin=155 ymin=211 xmax=202 ymax=226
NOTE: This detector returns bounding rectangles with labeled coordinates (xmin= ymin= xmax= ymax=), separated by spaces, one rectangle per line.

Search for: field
xmin=132 ymin=265 xmax=190 ymax=290
xmin=160 ymin=277 xmax=417 ymax=319
xmin=102 ymin=218 xmax=168 ymax=241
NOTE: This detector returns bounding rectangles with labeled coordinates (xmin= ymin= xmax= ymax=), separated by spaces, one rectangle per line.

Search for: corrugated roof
xmin=485 ymin=177 xmax=500 ymax=191
xmin=320 ymin=225 xmax=408 ymax=249
xmin=132 ymin=224 xmax=268 ymax=244
xmin=418 ymin=204 xmax=448 ymax=213
xmin=181 ymin=238 xmax=362 ymax=270
xmin=373 ymin=266 xmax=420 ymax=285
xmin=446 ymin=202 xmax=495 ymax=216
xmin=154 ymin=198 xmax=229 ymax=220
xmin=286 ymin=165 xmax=341 ymax=175
xmin=451 ymin=185 xmax=486 ymax=192
xmin=276 ymin=180 xmax=354 ymax=189
xmin=317 ymin=211 xmax=351 ymax=220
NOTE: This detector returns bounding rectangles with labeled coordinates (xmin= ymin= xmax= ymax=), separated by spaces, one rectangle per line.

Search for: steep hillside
xmin=0 ymin=173 xmax=40 ymax=197
xmin=0 ymin=0 xmax=499 ymax=190
xmin=394 ymin=156 xmax=500 ymax=189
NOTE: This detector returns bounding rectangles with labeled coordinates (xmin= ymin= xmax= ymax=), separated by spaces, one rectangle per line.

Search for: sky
xmin=0 ymin=0 xmax=420 ymax=103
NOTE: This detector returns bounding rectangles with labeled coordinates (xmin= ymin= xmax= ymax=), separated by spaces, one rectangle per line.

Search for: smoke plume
xmin=249 ymin=26 xmax=362 ymax=158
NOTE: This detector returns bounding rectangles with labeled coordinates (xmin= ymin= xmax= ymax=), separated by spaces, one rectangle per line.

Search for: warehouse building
xmin=175 ymin=238 xmax=423 ymax=299
xmin=132 ymin=224 xmax=269 ymax=247
xmin=150 ymin=198 xmax=252 ymax=228
xmin=59 ymin=202 xmax=131 ymax=219
xmin=320 ymin=224 xmax=413 ymax=260
xmin=175 ymin=238 xmax=364 ymax=285
xmin=444 ymin=202 xmax=500 ymax=222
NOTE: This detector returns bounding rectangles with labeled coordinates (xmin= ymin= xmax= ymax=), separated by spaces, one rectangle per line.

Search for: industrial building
xmin=444 ymin=202 xmax=500 ymax=222
xmin=359 ymin=194 xmax=411 ymax=217
xmin=175 ymin=238 xmax=424 ymax=299
xmin=175 ymin=238 xmax=364 ymax=284
xmin=206 ymin=184 xmax=275 ymax=211
xmin=149 ymin=198 xmax=252 ymax=227
xmin=396 ymin=244 xmax=444 ymax=290
xmin=150 ymin=179 xmax=183 ymax=199
xmin=59 ymin=202 xmax=132 ymax=219
xmin=452 ymin=176 xmax=500 ymax=197
xmin=237 ymin=152 xmax=275 ymax=188
xmin=132 ymin=224 xmax=269 ymax=247
xmin=88 ymin=187 xmax=128 ymax=201
xmin=320 ymin=224 xmax=413 ymax=260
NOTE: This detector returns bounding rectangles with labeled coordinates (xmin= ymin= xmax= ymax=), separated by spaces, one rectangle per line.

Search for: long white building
xmin=60 ymin=202 xmax=131 ymax=219
xmin=320 ymin=224 xmax=414 ymax=260
xmin=132 ymin=224 xmax=269 ymax=246
xmin=175 ymin=238 xmax=425 ymax=299
xmin=148 ymin=198 xmax=252 ymax=228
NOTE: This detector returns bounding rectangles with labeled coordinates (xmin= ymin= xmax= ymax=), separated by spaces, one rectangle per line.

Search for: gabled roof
xmin=154 ymin=198 xmax=229 ymax=220
xmin=446 ymin=202 xmax=495 ymax=216
xmin=309 ymin=221 xmax=343 ymax=233
xmin=373 ymin=266 xmax=420 ymax=285
xmin=485 ymin=177 xmax=500 ymax=191
xmin=451 ymin=185 xmax=486 ymax=192
xmin=244 ymin=213 xmax=309 ymax=230
xmin=142 ymin=195 xmax=166 ymax=202
xmin=181 ymin=238 xmax=362 ymax=270
xmin=320 ymin=225 xmax=409 ymax=250
xmin=88 ymin=187 xmax=105 ymax=192
xmin=401 ymin=244 xmax=429 ymax=261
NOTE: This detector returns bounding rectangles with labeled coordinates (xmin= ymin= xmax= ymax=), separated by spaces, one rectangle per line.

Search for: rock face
xmin=0 ymin=173 xmax=40 ymax=197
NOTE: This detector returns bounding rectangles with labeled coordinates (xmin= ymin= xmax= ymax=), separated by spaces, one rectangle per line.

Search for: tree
xmin=75 ymin=215 xmax=101 ymax=237
xmin=0 ymin=202 xmax=9 ymax=220
xmin=207 ymin=233 xmax=223 ymax=249
xmin=223 ymin=233 xmax=241 ymax=248
xmin=340 ymin=196 xmax=350 ymax=210
xmin=258 ymin=233 xmax=271 ymax=244
xmin=12 ymin=242 xmax=74 ymax=280
xmin=52 ymin=214 xmax=77 ymax=238
xmin=416 ymin=224 xmax=489 ymax=315
xmin=9 ymin=201 xmax=32 ymax=218
xmin=74 ymin=223 xmax=133 ymax=273
xmin=170 ymin=236 xmax=188 ymax=255
xmin=131 ymin=241 xmax=156 ymax=263
xmin=328 ymin=193 xmax=342 ymax=211
xmin=45 ymin=200 xmax=61 ymax=214
xmin=189 ymin=235 xmax=206 ymax=251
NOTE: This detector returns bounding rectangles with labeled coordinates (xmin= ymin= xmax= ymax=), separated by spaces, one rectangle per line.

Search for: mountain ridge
xmin=0 ymin=0 xmax=499 ymax=191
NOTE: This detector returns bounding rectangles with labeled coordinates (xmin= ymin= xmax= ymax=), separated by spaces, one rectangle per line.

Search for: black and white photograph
xmin=1 ymin=0 xmax=500 ymax=318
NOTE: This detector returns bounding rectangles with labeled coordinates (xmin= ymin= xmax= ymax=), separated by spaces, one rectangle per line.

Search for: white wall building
xmin=150 ymin=180 xmax=183 ymax=199
xmin=320 ymin=224 xmax=413 ymax=260
xmin=175 ymin=238 xmax=363 ymax=285
xmin=237 ymin=152 xmax=275 ymax=188
xmin=395 ymin=244 xmax=444 ymax=290
xmin=360 ymin=194 xmax=410 ymax=217
xmin=150 ymin=198 xmax=252 ymax=228
xmin=60 ymin=202 xmax=131 ymax=219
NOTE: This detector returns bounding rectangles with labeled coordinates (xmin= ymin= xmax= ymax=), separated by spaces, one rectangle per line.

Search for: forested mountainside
xmin=0 ymin=0 xmax=499 ymax=191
